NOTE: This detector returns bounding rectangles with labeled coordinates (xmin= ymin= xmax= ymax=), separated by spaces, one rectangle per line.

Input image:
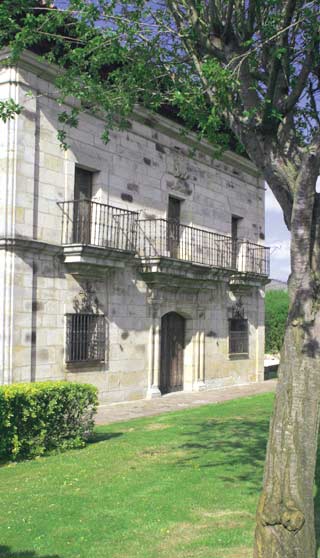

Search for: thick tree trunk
xmin=225 ymin=79 xmax=320 ymax=558
xmin=254 ymin=273 xmax=320 ymax=557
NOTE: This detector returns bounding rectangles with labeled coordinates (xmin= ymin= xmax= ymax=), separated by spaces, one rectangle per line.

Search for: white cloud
xmin=269 ymin=240 xmax=291 ymax=280
xmin=265 ymin=185 xmax=282 ymax=213
xmin=270 ymin=261 xmax=291 ymax=281
xmin=265 ymin=178 xmax=320 ymax=280
xmin=269 ymin=239 xmax=291 ymax=260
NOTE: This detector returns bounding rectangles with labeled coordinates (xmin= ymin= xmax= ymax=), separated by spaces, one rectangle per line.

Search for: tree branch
xmin=166 ymin=0 xmax=215 ymax=103
xmin=309 ymin=81 xmax=320 ymax=127
xmin=167 ymin=0 xmax=226 ymax=61
xmin=261 ymin=1 xmax=299 ymax=121
xmin=244 ymin=0 xmax=256 ymax=38
xmin=208 ymin=0 xmax=223 ymax=36
xmin=290 ymin=139 xmax=320 ymax=273
xmin=227 ymin=111 xmax=294 ymax=227
xmin=223 ymin=0 xmax=235 ymax=41
xmin=283 ymin=49 xmax=314 ymax=114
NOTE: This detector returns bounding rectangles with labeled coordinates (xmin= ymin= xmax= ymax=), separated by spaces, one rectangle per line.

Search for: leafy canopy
xmin=0 ymin=2 xmax=319 ymax=168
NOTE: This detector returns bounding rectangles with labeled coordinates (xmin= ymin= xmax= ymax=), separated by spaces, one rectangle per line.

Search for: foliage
xmin=0 ymin=0 xmax=242 ymax=150
xmin=0 ymin=381 xmax=98 ymax=461
xmin=265 ymin=289 xmax=289 ymax=354
xmin=0 ymin=99 xmax=23 ymax=122
xmin=0 ymin=394 xmax=275 ymax=558
xmin=1 ymin=0 xmax=319 ymax=158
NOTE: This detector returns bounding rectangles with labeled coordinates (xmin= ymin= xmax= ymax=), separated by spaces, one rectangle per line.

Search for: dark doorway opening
xmin=231 ymin=215 xmax=242 ymax=268
xmin=160 ymin=312 xmax=185 ymax=394
xmin=167 ymin=196 xmax=181 ymax=258
xmin=73 ymin=167 xmax=93 ymax=244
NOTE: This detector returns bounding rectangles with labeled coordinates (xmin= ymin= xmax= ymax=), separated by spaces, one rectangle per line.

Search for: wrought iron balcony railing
xmin=138 ymin=219 xmax=270 ymax=276
xmin=57 ymin=200 xmax=138 ymax=252
xmin=236 ymin=240 xmax=270 ymax=276
xmin=138 ymin=218 xmax=234 ymax=270
xmin=57 ymin=203 xmax=270 ymax=277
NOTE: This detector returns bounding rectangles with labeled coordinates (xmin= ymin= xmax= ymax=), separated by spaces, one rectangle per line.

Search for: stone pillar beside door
xmin=183 ymin=307 xmax=206 ymax=392
xmin=146 ymin=298 xmax=161 ymax=399
xmin=194 ymin=308 xmax=206 ymax=391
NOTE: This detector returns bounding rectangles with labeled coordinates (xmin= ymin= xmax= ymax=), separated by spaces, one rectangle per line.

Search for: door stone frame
xmin=146 ymin=291 xmax=206 ymax=398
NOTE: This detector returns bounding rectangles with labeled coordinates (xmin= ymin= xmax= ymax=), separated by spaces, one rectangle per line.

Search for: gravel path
xmin=96 ymin=379 xmax=277 ymax=425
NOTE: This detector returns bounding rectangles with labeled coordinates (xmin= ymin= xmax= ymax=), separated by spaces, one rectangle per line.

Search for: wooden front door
xmin=160 ymin=312 xmax=185 ymax=394
xmin=73 ymin=167 xmax=93 ymax=244
xmin=167 ymin=197 xmax=181 ymax=258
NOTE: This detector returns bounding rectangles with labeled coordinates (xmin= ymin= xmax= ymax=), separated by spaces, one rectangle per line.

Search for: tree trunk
xmin=254 ymin=271 xmax=320 ymax=557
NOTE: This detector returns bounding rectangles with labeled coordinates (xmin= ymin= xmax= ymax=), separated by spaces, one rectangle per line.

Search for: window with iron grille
xmin=66 ymin=313 xmax=105 ymax=363
xmin=229 ymin=318 xmax=249 ymax=355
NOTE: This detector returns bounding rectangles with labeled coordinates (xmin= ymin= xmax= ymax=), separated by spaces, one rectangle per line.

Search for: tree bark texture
xmin=254 ymin=319 xmax=320 ymax=557
xmin=234 ymin=123 xmax=320 ymax=557
xmin=254 ymin=206 xmax=320 ymax=556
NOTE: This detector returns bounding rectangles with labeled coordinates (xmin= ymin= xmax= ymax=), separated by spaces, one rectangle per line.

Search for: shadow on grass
xmin=176 ymin=415 xmax=320 ymax=548
xmin=0 ymin=546 xmax=60 ymax=558
xmin=87 ymin=431 xmax=123 ymax=444
xmin=175 ymin=416 xmax=270 ymax=493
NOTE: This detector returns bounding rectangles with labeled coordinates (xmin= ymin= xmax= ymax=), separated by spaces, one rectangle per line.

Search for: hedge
xmin=0 ymin=381 xmax=98 ymax=461
xmin=265 ymin=289 xmax=289 ymax=354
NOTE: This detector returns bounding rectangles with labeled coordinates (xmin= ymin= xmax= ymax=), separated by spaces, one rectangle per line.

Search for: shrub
xmin=0 ymin=381 xmax=98 ymax=461
xmin=265 ymin=289 xmax=289 ymax=354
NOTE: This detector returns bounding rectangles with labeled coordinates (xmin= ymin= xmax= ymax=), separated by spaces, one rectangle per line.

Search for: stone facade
xmin=0 ymin=49 xmax=268 ymax=402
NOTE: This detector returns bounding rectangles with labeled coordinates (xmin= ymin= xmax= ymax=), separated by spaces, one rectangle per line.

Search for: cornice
xmin=133 ymin=108 xmax=260 ymax=179
xmin=0 ymin=47 xmax=63 ymax=81
xmin=0 ymin=48 xmax=261 ymax=180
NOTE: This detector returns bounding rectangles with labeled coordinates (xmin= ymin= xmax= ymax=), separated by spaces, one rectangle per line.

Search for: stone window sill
xmin=228 ymin=353 xmax=249 ymax=360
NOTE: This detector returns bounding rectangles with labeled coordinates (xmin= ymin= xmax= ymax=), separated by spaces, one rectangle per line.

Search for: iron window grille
xmin=229 ymin=318 xmax=249 ymax=355
xmin=66 ymin=313 xmax=105 ymax=363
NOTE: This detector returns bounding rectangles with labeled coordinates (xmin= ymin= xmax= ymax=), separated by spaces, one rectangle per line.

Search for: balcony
xmin=237 ymin=241 xmax=270 ymax=276
xmin=137 ymin=219 xmax=270 ymax=288
xmin=57 ymin=200 xmax=138 ymax=272
xmin=138 ymin=218 xmax=233 ymax=287
xmin=57 ymin=203 xmax=270 ymax=285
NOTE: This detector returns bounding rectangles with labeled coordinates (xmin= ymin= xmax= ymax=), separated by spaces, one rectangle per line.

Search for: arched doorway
xmin=160 ymin=312 xmax=185 ymax=394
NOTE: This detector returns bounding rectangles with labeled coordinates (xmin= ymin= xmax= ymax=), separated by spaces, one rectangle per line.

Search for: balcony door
xmin=160 ymin=312 xmax=185 ymax=394
xmin=167 ymin=196 xmax=181 ymax=258
xmin=231 ymin=215 xmax=241 ymax=269
xmin=73 ymin=167 xmax=93 ymax=244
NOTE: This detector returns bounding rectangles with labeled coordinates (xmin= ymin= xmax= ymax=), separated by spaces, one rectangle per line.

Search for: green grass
xmin=0 ymin=394 xmax=275 ymax=558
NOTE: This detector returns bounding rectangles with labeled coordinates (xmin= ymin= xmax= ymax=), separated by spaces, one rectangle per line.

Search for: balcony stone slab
xmin=139 ymin=256 xmax=235 ymax=289
xmin=229 ymin=272 xmax=271 ymax=293
xmin=62 ymin=244 xmax=136 ymax=275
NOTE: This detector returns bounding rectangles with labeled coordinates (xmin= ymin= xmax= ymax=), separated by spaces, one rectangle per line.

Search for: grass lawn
xmin=0 ymin=393 xmax=275 ymax=558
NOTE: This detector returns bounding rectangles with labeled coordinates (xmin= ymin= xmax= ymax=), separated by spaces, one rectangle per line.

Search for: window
xmin=74 ymin=167 xmax=93 ymax=200
xmin=167 ymin=197 xmax=181 ymax=258
xmin=66 ymin=313 xmax=105 ymax=363
xmin=231 ymin=215 xmax=242 ymax=268
xmin=73 ymin=168 xmax=93 ymax=244
xmin=229 ymin=318 xmax=248 ymax=355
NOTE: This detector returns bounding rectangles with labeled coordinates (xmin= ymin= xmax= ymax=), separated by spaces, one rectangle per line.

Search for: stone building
xmin=0 ymin=49 xmax=270 ymax=402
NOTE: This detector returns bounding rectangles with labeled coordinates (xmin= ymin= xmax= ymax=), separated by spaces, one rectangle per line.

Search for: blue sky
xmin=265 ymin=187 xmax=290 ymax=282
xmin=266 ymin=179 xmax=320 ymax=282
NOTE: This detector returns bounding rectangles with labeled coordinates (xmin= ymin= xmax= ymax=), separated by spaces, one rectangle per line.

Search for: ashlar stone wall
xmin=0 ymin=50 xmax=266 ymax=402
